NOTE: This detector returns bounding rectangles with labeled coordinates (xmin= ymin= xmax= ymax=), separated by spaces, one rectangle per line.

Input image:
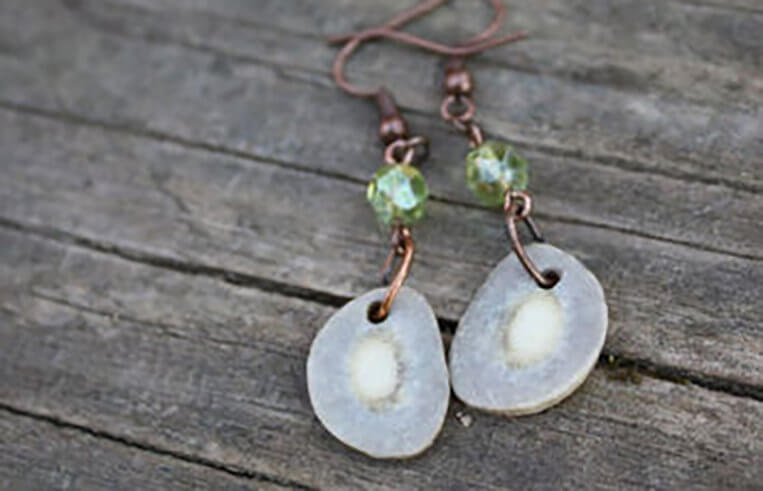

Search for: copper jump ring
xmin=372 ymin=226 xmax=415 ymax=322
xmin=504 ymin=191 xmax=558 ymax=289
xmin=384 ymin=136 xmax=428 ymax=165
xmin=441 ymin=95 xmax=483 ymax=145
xmin=440 ymin=94 xmax=476 ymax=124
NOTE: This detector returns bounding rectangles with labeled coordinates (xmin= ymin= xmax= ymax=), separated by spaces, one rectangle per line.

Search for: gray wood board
xmin=1 ymin=229 xmax=761 ymax=490
xmin=0 ymin=108 xmax=760 ymax=388
xmin=0 ymin=0 xmax=761 ymax=489
xmin=0 ymin=0 xmax=761 ymax=258
xmin=0 ymin=408 xmax=292 ymax=490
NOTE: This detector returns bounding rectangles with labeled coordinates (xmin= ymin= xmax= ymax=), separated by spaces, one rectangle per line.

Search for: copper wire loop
xmin=466 ymin=122 xmax=484 ymax=147
xmin=504 ymin=191 xmax=558 ymax=289
xmin=440 ymin=95 xmax=484 ymax=147
xmin=384 ymin=136 xmax=428 ymax=165
xmin=440 ymin=94 xmax=476 ymax=124
xmin=372 ymin=227 xmax=415 ymax=322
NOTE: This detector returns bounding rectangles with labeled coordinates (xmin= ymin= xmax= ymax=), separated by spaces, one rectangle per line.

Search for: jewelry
xmin=309 ymin=0 xmax=526 ymax=458
xmin=440 ymin=59 xmax=609 ymax=415
xmin=304 ymin=90 xmax=447 ymax=458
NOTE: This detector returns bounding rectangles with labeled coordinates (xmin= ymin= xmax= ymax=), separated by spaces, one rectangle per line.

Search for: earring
xmin=308 ymin=10 xmax=449 ymax=460
xmin=311 ymin=1 xmax=534 ymax=458
xmin=306 ymin=90 xmax=449 ymax=459
xmin=440 ymin=58 xmax=609 ymax=415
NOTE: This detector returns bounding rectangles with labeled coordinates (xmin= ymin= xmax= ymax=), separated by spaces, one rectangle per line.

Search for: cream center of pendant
xmin=503 ymin=291 xmax=564 ymax=368
xmin=350 ymin=336 xmax=400 ymax=404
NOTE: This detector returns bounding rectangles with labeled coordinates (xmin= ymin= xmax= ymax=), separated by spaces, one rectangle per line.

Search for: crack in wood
xmin=0 ymin=404 xmax=317 ymax=490
xmin=0 ymin=215 xmax=760 ymax=403
xmin=598 ymin=353 xmax=763 ymax=402
xmin=0 ymin=100 xmax=759 ymax=263
xmin=670 ymin=0 xmax=763 ymax=14
xmin=1 ymin=1 xmax=760 ymax=486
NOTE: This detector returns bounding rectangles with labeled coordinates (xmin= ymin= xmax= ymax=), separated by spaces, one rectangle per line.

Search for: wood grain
xmin=0 ymin=108 xmax=760 ymax=388
xmin=1 ymin=229 xmax=761 ymax=490
xmin=0 ymin=0 xmax=761 ymax=258
xmin=0 ymin=409 xmax=293 ymax=490
xmin=0 ymin=0 xmax=760 ymax=489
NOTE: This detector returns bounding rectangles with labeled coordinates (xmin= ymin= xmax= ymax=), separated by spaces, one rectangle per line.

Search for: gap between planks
xmin=0 ymin=404 xmax=316 ymax=491
xmin=0 ymin=100 xmax=759 ymax=264
xmin=0 ymin=215 xmax=760 ymax=403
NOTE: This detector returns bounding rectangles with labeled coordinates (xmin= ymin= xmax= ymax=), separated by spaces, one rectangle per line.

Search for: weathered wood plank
xmin=95 ymin=0 xmax=763 ymax=94
xmin=124 ymin=0 xmax=763 ymax=118
xmin=0 ymin=409 xmax=294 ymax=490
xmin=5 ymin=0 xmax=760 ymax=191
xmin=0 ymin=0 xmax=761 ymax=259
xmin=1 ymin=228 xmax=761 ymax=490
xmin=0 ymin=0 xmax=760 ymax=489
xmin=121 ymin=0 xmax=763 ymax=31
xmin=0 ymin=107 xmax=760 ymax=387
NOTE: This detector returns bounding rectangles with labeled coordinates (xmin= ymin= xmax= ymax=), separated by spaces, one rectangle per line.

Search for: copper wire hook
xmin=329 ymin=0 xmax=449 ymax=45
xmin=372 ymin=226 xmax=415 ymax=322
xmin=330 ymin=0 xmax=527 ymax=98
xmin=504 ymin=191 xmax=558 ymax=289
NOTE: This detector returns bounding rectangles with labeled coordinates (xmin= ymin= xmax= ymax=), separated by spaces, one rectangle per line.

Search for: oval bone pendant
xmin=450 ymin=243 xmax=607 ymax=415
xmin=307 ymin=287 xmax=449 ymax=458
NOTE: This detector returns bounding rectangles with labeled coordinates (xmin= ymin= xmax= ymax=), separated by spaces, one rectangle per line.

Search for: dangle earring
xmin=441 ymin=59 xmax=609 ymax=415
xmin=306 ymin=95 xmax=448 ymax=459
xmin=309 ymin=0 xmax=533 ymax=458
xmin=308 ymin=7 xmax=446 ymax=460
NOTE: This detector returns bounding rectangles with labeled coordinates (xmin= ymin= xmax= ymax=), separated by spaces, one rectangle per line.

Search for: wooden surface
xmin=0 ymin=0 xmax=761 ymax=489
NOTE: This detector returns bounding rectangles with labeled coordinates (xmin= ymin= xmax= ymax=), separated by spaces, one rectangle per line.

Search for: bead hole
xmin=367 ymin=301 xmax=388 ymax=324
xmin=540 ymin=269 xmax=561 ymax=290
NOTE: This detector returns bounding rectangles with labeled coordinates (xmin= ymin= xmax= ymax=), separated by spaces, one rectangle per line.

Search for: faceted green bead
xmin=367 ymin=164 xmax=429 ymax=225
xmin=465 ymin=140 xmax=528 ymax=206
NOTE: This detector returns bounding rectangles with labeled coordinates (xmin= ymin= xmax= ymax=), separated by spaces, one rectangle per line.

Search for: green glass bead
xmin=465 ymin=140 xmax=528 ymax=206
xmin=367 ymin=164 xmax=429 ymax=225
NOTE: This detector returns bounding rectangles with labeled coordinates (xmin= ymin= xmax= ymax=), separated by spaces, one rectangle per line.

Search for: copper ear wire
xmin=329 ymin=0 xmax=505 ymax=47
xmin=330 ymin=1 xmax=528 ymax=317
xmin=330 ymin=0 xmax=526 ymax=99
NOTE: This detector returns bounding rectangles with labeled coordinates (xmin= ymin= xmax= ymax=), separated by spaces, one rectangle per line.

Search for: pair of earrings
xmin=307 ymin=1 xmax=608 ymax=459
